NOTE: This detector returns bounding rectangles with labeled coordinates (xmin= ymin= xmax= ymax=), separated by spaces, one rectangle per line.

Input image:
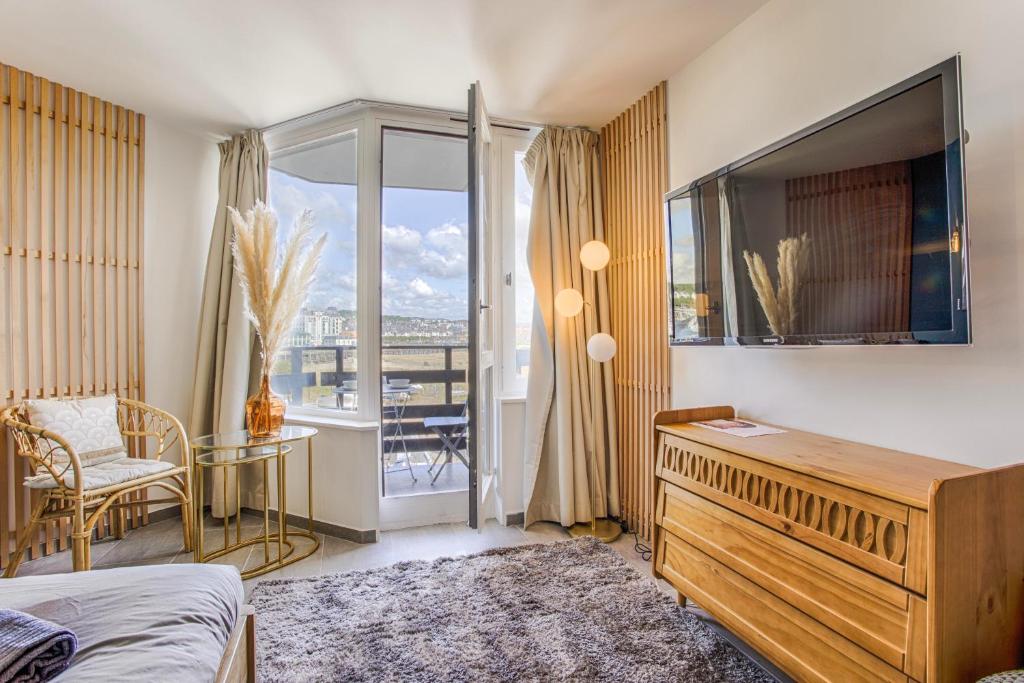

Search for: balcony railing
xmin=271 ymin=344 xmax=467 ymax=453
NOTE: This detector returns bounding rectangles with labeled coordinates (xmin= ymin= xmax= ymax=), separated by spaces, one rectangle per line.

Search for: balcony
xmin=271 ymin=344 xmax=468 ymax=496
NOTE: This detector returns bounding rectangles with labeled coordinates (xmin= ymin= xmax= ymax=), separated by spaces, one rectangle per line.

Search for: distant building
xmin=295 ymin=307 xmax=356 ymax=346
xmin=288 ymin=331 xmax=313 ymax=347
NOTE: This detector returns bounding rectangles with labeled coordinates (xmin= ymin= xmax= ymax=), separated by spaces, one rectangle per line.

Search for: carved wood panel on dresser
xmin=652 ymin=406 xmax=1024 ymax=683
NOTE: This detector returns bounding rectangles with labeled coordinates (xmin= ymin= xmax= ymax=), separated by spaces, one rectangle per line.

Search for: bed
xmin=0 ymin=563 xmax=254 ymax=682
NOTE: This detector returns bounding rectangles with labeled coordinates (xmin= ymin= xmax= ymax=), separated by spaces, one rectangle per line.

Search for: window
xmin=512 ymin=150 xmax=535 ymax=383
xmin=267 ymin=130 xmax=359 ymax=411
xmin=500 ymin=135 xmax=537 ymax=394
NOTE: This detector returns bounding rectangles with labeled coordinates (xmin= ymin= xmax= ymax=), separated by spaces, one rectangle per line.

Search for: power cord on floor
xmin=617 ymin=519 xmax=652 ymax=562
xmin=633 ymin=532 xmax=652 ymax=562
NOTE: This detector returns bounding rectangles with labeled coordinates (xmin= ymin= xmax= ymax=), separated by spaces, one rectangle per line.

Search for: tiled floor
xmin=383 ymin=452 xmax=469 ymax=497
xmin=13 ymin=512 xmax=785 ymax=681
xmin=15 ymin=513 xmax=648 ymax=590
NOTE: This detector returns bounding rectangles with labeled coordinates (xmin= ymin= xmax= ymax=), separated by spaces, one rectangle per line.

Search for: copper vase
xmin=245 ymin=374 xmax=285 ymax=437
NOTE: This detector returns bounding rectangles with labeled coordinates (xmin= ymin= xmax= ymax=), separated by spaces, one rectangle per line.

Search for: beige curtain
xmin=522 ymin=126 xmax=619 ymax=528
xmin=190 ymin=130 xmax=267 ymax=518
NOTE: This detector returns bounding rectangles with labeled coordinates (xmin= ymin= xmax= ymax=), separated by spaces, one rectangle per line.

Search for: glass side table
xmin=191 ymin=426 xmax=318 ymax=579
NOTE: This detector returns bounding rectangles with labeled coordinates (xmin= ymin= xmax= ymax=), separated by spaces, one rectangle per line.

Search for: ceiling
xmin=0 ymin=0 xmax=765 ymax=137
xmin=273 ymin=128 xmax=470 ymax=191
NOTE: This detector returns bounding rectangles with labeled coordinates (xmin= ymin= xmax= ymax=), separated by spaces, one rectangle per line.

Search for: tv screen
xmin=666 ymin=57 xmax=969 ymax=346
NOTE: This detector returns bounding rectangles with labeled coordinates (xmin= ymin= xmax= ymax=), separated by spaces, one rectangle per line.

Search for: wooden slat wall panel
xmin=785 ymin=161 xmax=913 ymax=335
xmin=600 ymin=83 xmax=670 ymax=540
xmin=0 ymin=62 xmax=145 ymax=569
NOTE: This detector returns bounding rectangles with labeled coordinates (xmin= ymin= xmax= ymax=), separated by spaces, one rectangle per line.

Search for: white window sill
xmin=496 ymin=394 xmax=527 ymax=404
xmin=285 ymin=410 xmax=379 ymax=432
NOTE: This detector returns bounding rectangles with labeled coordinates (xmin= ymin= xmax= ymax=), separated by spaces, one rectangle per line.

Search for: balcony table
xmin=332 ymin=383 xmax=422 ymax=409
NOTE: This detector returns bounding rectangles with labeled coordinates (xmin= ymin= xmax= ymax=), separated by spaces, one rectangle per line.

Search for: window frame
xmin=496 ymin=130 xmax=537 ymax=397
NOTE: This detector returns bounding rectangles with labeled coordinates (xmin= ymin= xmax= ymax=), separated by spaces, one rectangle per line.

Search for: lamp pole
xmin=558 ymin=240 xmax=621 ymax=543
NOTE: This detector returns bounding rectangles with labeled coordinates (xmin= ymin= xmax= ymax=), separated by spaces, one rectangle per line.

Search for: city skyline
xmin=289 ymin=306 xmax=468 ymax=348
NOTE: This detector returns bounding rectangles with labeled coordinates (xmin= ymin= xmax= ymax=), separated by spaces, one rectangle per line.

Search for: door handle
xmin=479 ymin=303 xmax=491 ymax=311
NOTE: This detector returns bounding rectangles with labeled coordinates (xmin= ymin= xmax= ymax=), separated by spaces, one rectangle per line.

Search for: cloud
xmin=409 ymin=277 xmax=434 ymax=296
xmin=269 ymin=171 xmax=357 ymax=256
xmin=380 ymin=221 xmax=468 ymax=318
xmin=307 ymin=270 xmax=357 ymax=310
xmin=271 ymin=169 xmax=471 ymax=318
xmin=382 ymin=272 xmax=466 ymax=319
xmin=426 ymin=223 xmax=463 ymax=250
xmin=671 ymin=233 xmax=695 ymax=280
xmin=269 ymin=170 xmax=360 ymax=311
xmin=383 ymin=221 xmax=467 ymax=280
xmin=382 ymin=224 xmax=423 ymax=256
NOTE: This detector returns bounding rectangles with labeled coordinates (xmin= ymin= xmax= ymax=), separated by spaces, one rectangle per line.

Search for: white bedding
xmin=0 ymin=563 xmax=243 ymax=682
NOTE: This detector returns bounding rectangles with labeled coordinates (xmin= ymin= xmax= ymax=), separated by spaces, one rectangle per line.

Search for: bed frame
xmin=215 ymin=604 xmax=255 ymax=683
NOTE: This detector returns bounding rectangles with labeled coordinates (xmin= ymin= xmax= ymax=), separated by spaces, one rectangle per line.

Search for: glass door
xmin=467 ymin=82 xmax=495 ymax=529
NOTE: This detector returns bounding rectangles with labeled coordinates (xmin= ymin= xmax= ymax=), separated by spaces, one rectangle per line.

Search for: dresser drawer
xmin=656 ymin=480 xmax=926 ymax=674
xmin=657 ymin=529 xmax=909 ymax=683
xmin=656 ymin=433 xmax=919 ymax=589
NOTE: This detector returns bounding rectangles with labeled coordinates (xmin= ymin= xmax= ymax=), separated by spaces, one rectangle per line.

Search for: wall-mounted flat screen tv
xmin=665 ymin=56 xmax=969 ymax=346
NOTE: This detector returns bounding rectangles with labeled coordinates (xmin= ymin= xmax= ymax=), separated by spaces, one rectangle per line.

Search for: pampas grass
xmin=230 ymin=200 xmax=326 ymax=377
xmin=743 ymin=234 xmax=810 ymax=336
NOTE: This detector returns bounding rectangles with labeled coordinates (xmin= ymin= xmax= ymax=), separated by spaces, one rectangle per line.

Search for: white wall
xmin=666 ymin=0 xmax=1024 ymax=468
xmin=269 ymin=422 xmax=381 ymax=535
xmin=497 ymin=398 xmax=526 ymax=523
xmin=143 ymin=119 xmax=219 ymax=430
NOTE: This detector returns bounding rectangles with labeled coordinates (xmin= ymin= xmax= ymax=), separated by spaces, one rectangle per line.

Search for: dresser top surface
xmin=658 ymin=420 xmax=982 ymax=508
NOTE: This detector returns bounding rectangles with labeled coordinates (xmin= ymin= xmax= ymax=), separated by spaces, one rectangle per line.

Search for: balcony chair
xmin=382 ymin=377 xmax=417 ymax=482
xmin=425 ymin=403 xmax=469 ymax=485
xmin=0 ymin=395 xmax=194 ymax=577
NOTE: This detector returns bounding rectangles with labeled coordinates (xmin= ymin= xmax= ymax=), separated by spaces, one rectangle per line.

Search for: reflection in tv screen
xmin=666 ymin=64 xmax=968 ymax=346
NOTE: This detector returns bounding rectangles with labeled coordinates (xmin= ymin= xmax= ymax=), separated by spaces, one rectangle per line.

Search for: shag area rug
xmin=249 ymin=537 xmax=774 ymax=682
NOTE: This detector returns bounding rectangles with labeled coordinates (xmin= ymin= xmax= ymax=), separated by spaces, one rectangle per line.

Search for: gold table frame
xmin=191 ymin=426 xmax=319 ymax=579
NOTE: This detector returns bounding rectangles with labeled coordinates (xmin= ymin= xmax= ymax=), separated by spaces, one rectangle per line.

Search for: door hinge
xmin=504 ymin=272 xmax=512 ymax=286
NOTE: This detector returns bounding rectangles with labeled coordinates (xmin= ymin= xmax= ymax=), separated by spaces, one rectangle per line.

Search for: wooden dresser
xmin=652 ymin=406 xmax=1024 ymax=683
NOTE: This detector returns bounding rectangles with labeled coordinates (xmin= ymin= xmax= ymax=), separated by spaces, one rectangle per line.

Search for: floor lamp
xmin=555 ymin=240 xmax=621 ymax=543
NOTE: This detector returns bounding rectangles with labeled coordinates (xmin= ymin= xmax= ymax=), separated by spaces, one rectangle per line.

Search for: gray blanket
xmin=0 ymin=609 xmax=77 ymax=683
xmin=0 ymin=564 xmax=242 ymax=682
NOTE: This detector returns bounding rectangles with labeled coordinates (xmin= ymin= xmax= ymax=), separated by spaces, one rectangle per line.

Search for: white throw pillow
xmin=25 ymin=395 xmax=126 ymax=471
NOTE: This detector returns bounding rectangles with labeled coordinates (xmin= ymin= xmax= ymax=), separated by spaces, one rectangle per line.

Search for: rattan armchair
xmin=0 ymin=397 xmax=194 ymax=577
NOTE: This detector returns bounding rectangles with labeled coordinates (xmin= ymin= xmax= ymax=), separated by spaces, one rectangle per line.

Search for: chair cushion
xmin=24 ymin=395 xmax=126 ymax=471
xmin=25 ymin=457 xmax=176 ymax=490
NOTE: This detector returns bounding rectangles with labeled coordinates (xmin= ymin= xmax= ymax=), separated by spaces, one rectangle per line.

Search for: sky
xmin=269 ymin=168 xmax=358 ymax=311
xmin=268 ymin=168 xmax=470 ymax=320
xmin=382 ymin=187 xmax=468 ymax=320
xmin=670 ymin=196 xmax=696 ymax=287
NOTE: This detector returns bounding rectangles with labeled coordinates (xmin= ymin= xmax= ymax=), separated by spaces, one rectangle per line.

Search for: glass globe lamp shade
xmin=579 ymin=240 xmax=610 ymax=271
xmin=554 ymin=288 xmax=584 ymax=317
xmin=587 ymin=333 xmax=617 ymax=363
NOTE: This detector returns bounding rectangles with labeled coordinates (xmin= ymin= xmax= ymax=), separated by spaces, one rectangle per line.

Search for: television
xmin=665 ymin=57 xmax=969 ymax=346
